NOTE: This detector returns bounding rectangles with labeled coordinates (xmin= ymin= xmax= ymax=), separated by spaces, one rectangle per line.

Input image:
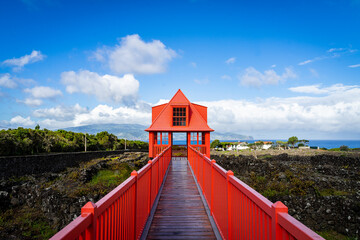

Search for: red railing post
xmin=227 ymin=170 xmax=234 ymax=240
xmin=81 ymin=201 xmax=97 ymax=240
xmin=156 ymin=154 xmax=160 ymax=191
xmin=148 ymin=160 xmax=152 ymax=215
xmin=131 ymin=170 xmax=138 ymax=240
xmin=210 ymin=159 xmax=216 ymax=216
xmin=202 ymin=154 xmax=205 ymax=195
xmin=271 ymin=201 xmax=288 ymax=240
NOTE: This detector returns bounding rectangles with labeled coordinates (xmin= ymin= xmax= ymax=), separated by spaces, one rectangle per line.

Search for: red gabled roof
xmin=145 ymin=89 xmax=214 ymax=132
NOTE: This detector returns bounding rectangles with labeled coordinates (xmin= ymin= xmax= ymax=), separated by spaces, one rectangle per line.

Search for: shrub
xmin=340 ymin=145 xmax=349 ymax=151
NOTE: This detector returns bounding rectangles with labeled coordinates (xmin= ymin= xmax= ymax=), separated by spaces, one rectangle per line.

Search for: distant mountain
xmin=210 ymin=132 xmax=253 ymax=141
xmin=61 ymin=124 xmax=253 ymax=141
xmin=62 ymin=124 xmax=149 ymax=140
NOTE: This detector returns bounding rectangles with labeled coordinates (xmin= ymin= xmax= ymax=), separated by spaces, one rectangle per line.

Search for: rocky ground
xmin=0 ymin=152 xmax=148 ymax=239
xmin=211 ymin=149 xmax=360 ymax=239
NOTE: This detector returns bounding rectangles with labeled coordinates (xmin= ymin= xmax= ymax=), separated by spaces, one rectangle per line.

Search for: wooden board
xmin=146 ymin=157 xmax=216 ymax=239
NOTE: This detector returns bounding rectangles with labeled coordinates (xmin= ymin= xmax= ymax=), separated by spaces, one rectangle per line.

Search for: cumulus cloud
xmin=225 ymin=57 xmax=236 ymax=64
xmin=34 ymin=103 xmax=151 ymax=129
xmin=17 ymin=98 xmax=43 ymax=106
xmin=24 ymin=86 xmax=62 ymax=99
xmin=239 ymin=67 xmax=296 ymax=87
xmin=33 ymin=104 xmax=88 ymax=121
xmin=0 ymin=73 xmax=17 ymax=88
xmin=196 ymin=84 xmax=360 ymax=139
xmin=61 ymin=70 xmax=139 ymax=104
xmin=2 ymin=50 xmax=45 ymax=71
xmin=93 ymin=34 xmax=177 ymax=74
xmin=9 ymin=116 xmax=35 ymax=127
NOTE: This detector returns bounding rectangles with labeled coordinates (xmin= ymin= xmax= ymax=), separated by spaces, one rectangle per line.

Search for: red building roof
xmin=145 ymin=89 xmax=214 ymax=132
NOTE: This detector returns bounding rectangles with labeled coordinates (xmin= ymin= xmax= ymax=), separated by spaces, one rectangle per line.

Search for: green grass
xmin=0 ymin=206 xmax=56 ymax=240
xmin=72 ymin=163 xmax=133 ymax=197
xmin=317 ymin=230 xmax=357 ymax=240
xmin=90 ymin=170 xmax=124 ymax=187
xmin=319 ymin=189 xmax=350 ymax=196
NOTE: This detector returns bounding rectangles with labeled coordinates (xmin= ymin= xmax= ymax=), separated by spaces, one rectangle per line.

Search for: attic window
xmin=173 ymin=107 xmax=186 ymax=126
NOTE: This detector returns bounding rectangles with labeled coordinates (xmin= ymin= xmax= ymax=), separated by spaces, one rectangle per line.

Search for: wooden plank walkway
xmin=146 ymin=157 xmax=217 ymax=239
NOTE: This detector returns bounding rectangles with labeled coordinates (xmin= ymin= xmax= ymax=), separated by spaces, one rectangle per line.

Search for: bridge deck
xmin=146 ymin=157 xmax=217 ymax=239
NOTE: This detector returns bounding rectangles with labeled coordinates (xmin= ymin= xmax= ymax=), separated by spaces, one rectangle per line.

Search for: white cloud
xmin=24 ymin=86 xmax=62 ymax=99
xmin=299 ymin=47 xmax=357 ymax=66
xmin=35 ymin=103 xmax=151 ymax=129
xmin=18 ymin=98 xmax=43 ymax=106
xmin=309 ymin=68 xmax=319 ymax=78
xmin=239 ymin=67 xmax=296 ymax=87
xmin=271 ymin=64 xmax=276 ymax=68
xmin=349 ymin=63 xmax=360 ymax=68
xmin=61 ymin=70 xmax=139 ymax=104
xmin=327 ymin=48 xmax=345 ymax=53
xmin=194 ymin=78 xmax=209 ymax=85
xmin=327 ymin=47 xmax=357 ymax=53
xmin=190 ymin=62 xmax=197 ymax=68
xmin=33 ymin=104 xmax=88 ymax=121
xmin=289 ymin=84 xmax=358 ymax=94
xmin=9 ymin=116 xmax=35 ymax=127
xmin=221 ymin=75 xmax=232 ymax=80
xmin=93 ymin=34 xmax=177 ymax=74
xmin=225 ymin=57 xmax=236 ymax=64
xmin=0 ymin=73 xmax=17 ymax=88
xmin=289 ymin=85 xmax=327 ymax=94
xmin=2 ymin=50 xmax=45 ymax=71
xmin=298 ymin=57 xmax=323 ymax=66
xmin=196 ymin=84 xmax=360 ymax=139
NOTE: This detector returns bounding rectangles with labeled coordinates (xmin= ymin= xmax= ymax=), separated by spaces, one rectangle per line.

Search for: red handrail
xmin=50 ymin=146 xmax=172 ymax=240
xmin=188 ymin=146 xmax=324 ymax=240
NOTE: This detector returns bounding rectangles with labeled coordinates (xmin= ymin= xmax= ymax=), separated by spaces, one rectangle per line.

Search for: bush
xmin=339 ymin=145 xmax=349 ymax=151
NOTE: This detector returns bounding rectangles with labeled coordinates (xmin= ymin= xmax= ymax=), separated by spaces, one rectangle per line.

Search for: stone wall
xmin=0 ymin=150 xmax=148 ymax=179
xmin=211 ymin=153 xmax=360 ymax=238
xmin=0 ymin=151 xmax=149 ymax=239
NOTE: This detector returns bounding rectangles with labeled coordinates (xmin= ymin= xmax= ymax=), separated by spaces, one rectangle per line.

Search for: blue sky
xmin=0 ymin=0 xmax=359 ymax=139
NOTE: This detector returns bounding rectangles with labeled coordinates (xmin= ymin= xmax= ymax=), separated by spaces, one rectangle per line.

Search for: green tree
xmin=299 ymin=139 xmax=309 ymax=146
xmin=210 ymin=139 xmax=221 ymax=148
xmin=248 ymin=141 xmax=264 ymax=159
xmin=0 ymin=127 xmax=149 ymax=156
xmin=288 ymin=136 xmax=298 ymax=148
xmin=35 ymin=124 xmax=40 ymax=130
xmin=276 ymin=140 xmax=288 ymax=149
xmin=339 ymin=145 xmax=349 ymax=151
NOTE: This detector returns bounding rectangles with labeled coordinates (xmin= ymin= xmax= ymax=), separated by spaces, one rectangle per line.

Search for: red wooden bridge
xmin=51 ymin=90 xmax=324 ymax=240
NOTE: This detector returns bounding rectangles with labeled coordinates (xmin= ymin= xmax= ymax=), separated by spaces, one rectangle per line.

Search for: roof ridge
xmin=189 ymin=102 xmax=214 ymax=131
xmin=146 ymin=89 xmax=185 ymax=130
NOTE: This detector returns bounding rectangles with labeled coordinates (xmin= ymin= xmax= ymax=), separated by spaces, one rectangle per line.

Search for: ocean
xmin=172 ymin=140 xmax=360 ymax=149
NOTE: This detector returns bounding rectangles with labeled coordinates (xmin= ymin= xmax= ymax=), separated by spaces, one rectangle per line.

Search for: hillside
xmin=63 ymin=124 xmax=148 ymax=140
xmin=62 ymin=123 xmax=253 ymax=141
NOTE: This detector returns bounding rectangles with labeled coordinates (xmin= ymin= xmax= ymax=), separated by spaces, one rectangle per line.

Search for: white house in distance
xmin=254 ymin=141 xmax=273 ymax=150
xmin=226 ymin=142 xmax=249 ymax=151
xmin=224 ymin=141 xmax=274 ymax=151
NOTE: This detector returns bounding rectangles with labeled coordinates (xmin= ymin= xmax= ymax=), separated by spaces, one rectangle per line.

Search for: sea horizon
xmin=170 ymin=139 xmax=360 ymax=149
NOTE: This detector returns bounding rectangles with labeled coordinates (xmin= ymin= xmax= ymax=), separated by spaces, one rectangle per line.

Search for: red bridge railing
xmin=50 ymin=146 xmax=172 ymax=240
xmin=188 ymin=146 xmax=324 ymax=240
